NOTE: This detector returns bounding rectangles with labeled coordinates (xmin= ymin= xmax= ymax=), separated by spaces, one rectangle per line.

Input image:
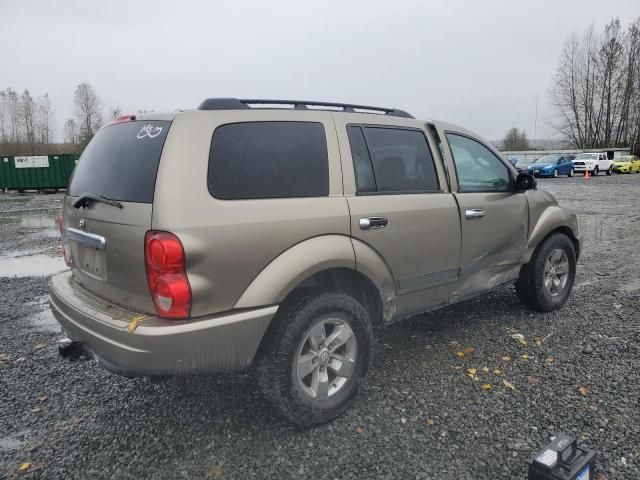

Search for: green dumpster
xmin=0 ymin=154 xmax=79 ymax=190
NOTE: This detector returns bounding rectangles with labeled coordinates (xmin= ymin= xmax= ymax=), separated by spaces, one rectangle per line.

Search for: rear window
xmin=208 ymin=121 xmax=329 ymax=199
xmin=347 ymin=125 xmax=439 ymax=193
xmin=69 ymin=120 xmax=171 ymax=203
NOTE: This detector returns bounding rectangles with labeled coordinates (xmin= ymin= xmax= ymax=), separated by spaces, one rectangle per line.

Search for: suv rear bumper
xmin=49 ymin=271 xmax=276 ymax=377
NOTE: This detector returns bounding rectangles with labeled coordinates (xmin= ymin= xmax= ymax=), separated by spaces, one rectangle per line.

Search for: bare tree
xmin=64 ymin=118 xmax=78 ymax=145
xmin=0 ymin=91 xmax=6 ymax=145
xmin=35 ymin=93 xmax=54 ymax=146
xmin=551 ymin=17 xmax=640 ymax=154
xmin=502 ymin=127 xmax=530 ymax=150
xmin=596 ymin=19 xmax=624 ymax=146
xmin=20 ymin=89 xmax=36 ymax=154
xmin=109 ymin=106 xmax=122 ymax=120
xmin=4 ymin=88 xmax=21 ymax=146
xmin=73 ymin=82 xmax=103 ymax=146
xmin=617 ymin=18 xmax=640 ymax=148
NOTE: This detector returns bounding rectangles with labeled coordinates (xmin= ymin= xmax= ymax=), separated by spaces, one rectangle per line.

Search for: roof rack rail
xmin=197 ymin=98 xmax=414 ymax=119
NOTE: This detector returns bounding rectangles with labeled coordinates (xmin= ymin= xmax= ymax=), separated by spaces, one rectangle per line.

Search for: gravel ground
xmin=1 ymin=175 xmax=639 ymax=479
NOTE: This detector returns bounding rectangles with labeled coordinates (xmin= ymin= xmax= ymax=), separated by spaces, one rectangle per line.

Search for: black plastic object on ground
xmin=528 ymin=435 xmax=596 ymax=480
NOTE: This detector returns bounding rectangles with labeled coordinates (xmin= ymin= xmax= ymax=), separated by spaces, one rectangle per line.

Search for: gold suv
xmin=50 ymin=99 xmax=580 ymax=426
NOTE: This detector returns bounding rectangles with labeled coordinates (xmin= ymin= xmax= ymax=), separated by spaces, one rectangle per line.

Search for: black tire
xmin=553 ymin=169 xmax=559 ymax=178
xmin=516 ymin=233 xmax=576 ymax=312
xmin=592 ymin=166 xmax=599 ymax=176
xmin=568 ymin=168 xmax=574 ymax=177
xmin=255 ymin=291 xmax=373 ymax=427
xmin=606 ymin=166 xmax=613 ymax=176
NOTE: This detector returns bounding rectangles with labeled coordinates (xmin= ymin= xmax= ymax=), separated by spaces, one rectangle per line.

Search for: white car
xmin=572 ymin=152 xmax=614 ymax=176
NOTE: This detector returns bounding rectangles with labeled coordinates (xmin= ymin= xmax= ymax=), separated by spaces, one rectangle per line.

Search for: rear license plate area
xmin=75 ymin=244 xmax=107 ymax=280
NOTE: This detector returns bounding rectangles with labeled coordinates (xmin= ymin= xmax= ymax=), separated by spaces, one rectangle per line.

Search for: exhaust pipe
xmin=58 ymin=337 xmax=84 ymax=359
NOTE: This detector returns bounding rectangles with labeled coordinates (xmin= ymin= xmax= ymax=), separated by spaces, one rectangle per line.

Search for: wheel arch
xmin=252 ymin=267 xmax=384 ymax=363
xmin=234 ymin=234 xmax=357 ymax=310
xmin=525 ymin=222 xmax=580 ymax=263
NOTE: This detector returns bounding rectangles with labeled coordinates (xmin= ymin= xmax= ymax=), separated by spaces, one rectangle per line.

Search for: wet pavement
xmin=1 ymin=176 xmax=639 ymax=479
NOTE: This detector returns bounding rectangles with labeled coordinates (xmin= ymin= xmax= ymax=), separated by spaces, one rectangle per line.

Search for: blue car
xmin=528 ymin=154 xmax=576 ymax=178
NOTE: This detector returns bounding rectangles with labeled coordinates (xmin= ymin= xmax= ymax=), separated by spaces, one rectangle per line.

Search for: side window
xmin=346 ymin=126 xmax=376 ymax=193
xmin=359 ymin=127 xmax=439 ymax=192
xmin=445 ymin=133 xmax=511 ymax=193
xmin=208 ymin=121 xmax=329 ymax=199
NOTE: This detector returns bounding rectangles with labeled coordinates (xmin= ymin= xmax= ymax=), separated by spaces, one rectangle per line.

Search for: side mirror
xmin=515 ymin=173 xmax=536 ymax=191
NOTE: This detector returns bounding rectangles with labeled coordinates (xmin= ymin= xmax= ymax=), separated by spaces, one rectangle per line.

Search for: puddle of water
xmin=0 ymin=254 xmax=67 ymax=277
xmin=0 ymin=212 xmax=59 ymax=226
xmin=0 ymin=436 xmax=26 ymax=451
xmin=30 ymin=307 xmax=60 ymax=331
xmin=30 ymin=228 xmax=60 ymax=240
xmin=24 ymin=297 xmax=59 ymax=331
xmin=21 ymin=215 xmax=57 ymax=228
xmin=617 ymin=278 xmax=640 ymax=293
xmin=0 ymin=429 xmax=32 ymax=452
xmin=0 ymin=196 xmax=30 ymax=203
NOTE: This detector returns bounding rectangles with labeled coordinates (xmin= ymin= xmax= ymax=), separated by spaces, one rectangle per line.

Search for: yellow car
xmin=613 ymin=155 xmax=640 ymax=173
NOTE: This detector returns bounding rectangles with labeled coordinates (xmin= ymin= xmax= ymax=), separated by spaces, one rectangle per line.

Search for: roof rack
xmin=197 ymin=98 xmax=414 ymax=118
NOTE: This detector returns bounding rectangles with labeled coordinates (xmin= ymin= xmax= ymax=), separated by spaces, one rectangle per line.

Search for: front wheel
xmin=516 ymin=233 xmax=576 ymax=312
xmin=568 ymin=168 xmax=574 ymax=177
xmin=592 ymin=166 xmax=599 ymax=176
xmin=553 ymin=169 xmax=559 ymax=178
xmin=606 ymin=166 xmax=613 ymax=176
xmin=255 ymin=291 xmax=373 ymax=427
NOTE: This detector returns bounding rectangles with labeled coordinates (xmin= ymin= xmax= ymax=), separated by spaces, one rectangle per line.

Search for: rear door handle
xmin=359 ymin=217 xmax=388 ymax=230
xmin=465 ymin=208 xmax=486 ymax=219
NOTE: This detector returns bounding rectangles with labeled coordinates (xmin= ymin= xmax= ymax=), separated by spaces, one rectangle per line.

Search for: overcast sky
xmin=1 ymin=0 xmax=638 ymax=141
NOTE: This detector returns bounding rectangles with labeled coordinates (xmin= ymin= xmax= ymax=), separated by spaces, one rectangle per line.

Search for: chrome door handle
xmin=359 ymin=217 xmax=388 ymax=230
xmin=465 ymin=208 xmax=486 ymax=219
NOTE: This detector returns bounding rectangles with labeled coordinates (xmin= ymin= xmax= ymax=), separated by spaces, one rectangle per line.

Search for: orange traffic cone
xmin=584 ymin=170 xmax=589 ymax=180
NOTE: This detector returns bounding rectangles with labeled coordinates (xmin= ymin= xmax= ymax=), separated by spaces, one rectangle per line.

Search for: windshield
xmin=616 ymin=157 xmax=632 ymax=162
xmin=516 ymin=159 xmax=535 ymax=166
xmin=536 ymin=155 xmax=561 ymax=163
xmin=576 ymin=153 xmax=598 ymax=160
xmin=69 ymin=120 xmax=171 ymax=203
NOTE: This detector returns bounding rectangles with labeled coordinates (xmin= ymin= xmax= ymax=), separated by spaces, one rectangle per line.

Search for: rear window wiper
xmin=73 ymin=193 xmax=124 ymax=210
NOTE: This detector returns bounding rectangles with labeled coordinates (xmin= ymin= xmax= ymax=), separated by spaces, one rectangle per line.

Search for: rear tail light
xmin=144 ymin=231 xmax=192 ymax=319
xmin=58 ymin=213 xmax=71 ymax=266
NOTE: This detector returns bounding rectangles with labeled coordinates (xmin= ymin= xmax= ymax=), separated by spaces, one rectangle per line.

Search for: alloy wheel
xmin=543 ymin=249 xmax=570 ymax=297
xmin=295 ymin=316 xmax=357 ymax=400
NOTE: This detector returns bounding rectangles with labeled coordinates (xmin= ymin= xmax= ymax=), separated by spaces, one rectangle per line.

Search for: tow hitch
xmin=58 ymin=337 xmax=84 ymax=359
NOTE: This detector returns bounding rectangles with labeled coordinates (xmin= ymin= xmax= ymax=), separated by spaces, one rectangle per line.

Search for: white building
xmin=501 ymin=147 xmax=631 ymax=162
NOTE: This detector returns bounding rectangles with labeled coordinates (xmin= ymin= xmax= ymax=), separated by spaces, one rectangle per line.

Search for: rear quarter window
xmin=69 ymin=120 xmax=171 ymax=203
xmin=208 ymin=121 xmax=329 ymax=200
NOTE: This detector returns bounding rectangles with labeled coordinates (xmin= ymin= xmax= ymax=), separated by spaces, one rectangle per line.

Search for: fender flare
xmin=525 ymin=205 xmax=580 ymax=262
xmin=233 ymin=235 xmax=356 ymax=309
xmin=351 ymin=238 xmax=397 ymax=322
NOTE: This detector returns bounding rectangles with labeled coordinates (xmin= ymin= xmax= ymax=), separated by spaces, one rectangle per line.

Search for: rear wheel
xmin=606 ymin=166 xmax=613 ymax=176
xmin=568 ymin=168 xmax=574 ymax=177
xmin=516 ymin=233 xmax=576 ymax=312
xmin=255 ymin=291 xmax=373 ymax=427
